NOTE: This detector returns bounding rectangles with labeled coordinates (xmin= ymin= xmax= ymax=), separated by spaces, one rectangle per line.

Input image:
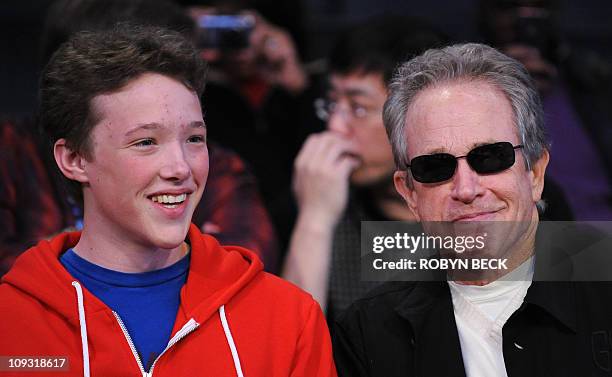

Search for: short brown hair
xmin=39 ymin=23 xmax=207 ymax=198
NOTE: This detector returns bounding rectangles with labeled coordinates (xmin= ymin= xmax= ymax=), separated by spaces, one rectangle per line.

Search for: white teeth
xmin=151 ymin=193 xmax=187 ymax=204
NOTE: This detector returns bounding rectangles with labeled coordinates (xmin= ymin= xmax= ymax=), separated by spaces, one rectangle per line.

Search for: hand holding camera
xmin=194 ymin=9 xmax=307 ymax=94
xmin=248 ymin=12 xmax=308 ymax=94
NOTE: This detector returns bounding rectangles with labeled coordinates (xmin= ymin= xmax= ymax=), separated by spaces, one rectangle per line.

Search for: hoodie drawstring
xmin=219 ymin=305 xmax=244 ymax=377
xmin=70 ymin=284 xmax=240 ymax=377
xmin=72 ymin=281 xmax=91 ymax=377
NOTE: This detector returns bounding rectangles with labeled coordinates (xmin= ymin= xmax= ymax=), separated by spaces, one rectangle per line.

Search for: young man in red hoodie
xmin=0 ymin=24 xmax=335 ymax=377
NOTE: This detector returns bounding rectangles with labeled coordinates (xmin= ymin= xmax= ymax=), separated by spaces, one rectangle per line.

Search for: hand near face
xmin=293 ymin=131 xmax=360 ymax=228
xmin=248 ymin=12 xmax=308 ymax=94
xmin=189 ymin=6 xmax=307 ymax=93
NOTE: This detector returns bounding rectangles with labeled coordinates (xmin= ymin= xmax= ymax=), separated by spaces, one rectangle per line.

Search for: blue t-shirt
xmin=60 ymin=249 xmax=189 ymax=371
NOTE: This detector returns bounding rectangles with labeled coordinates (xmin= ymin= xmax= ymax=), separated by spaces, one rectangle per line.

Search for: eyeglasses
xmin=407 ymin=142 xmax=524 ymax=183
xmin=313 ymin=98 xmax=374 ymax=123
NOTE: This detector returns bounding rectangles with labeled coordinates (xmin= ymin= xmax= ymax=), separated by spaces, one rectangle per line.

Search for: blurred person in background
xmin=283 ymin=16 xmax=447 ymax=318
xmin=0 ymin=117 xmax=77 ymax=272
xmin=480 ymin=0 xmax=612 ymax=220
xmin=183 ymin=0 xmax=320 ymax=253
xmin=0 ymin=0 xmax=280 ymax=274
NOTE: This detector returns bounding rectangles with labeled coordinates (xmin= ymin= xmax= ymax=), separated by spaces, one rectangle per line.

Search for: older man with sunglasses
xmin=332 ymin=43 xmax=612 ymax=377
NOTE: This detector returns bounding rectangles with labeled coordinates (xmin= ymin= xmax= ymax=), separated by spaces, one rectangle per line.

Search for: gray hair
xmin=383 ymin=43 xmax=548 ymax=172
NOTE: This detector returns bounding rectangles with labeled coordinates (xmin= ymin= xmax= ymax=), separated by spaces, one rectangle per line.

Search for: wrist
xmin=280 ymin=60 xmax=308 ymax=94
xmin=296 ymin=207 xmax=342 ymax=235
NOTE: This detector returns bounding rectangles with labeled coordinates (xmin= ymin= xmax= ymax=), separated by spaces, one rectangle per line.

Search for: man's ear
xmin=529 ymin=149 xmax=549 ymax=203
xmin=54 ymin=139 xmax=90 ymax=184
xmin=393 ymin=170 xmax=420 ymax=221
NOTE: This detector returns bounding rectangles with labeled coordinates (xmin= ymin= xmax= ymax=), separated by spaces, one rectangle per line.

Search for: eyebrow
xmin=329 ymin=86 xmax=375 ymax=99
xmin=123 ymin=121 xmax=206 ymax=137
xmin=344 ymin=88 xmax=372 ymax=97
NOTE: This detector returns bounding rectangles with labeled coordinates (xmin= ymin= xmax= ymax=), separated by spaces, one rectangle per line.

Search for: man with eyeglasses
xmin=332 ymin=43 xmax=612 ymax=376
xmin=282 ymin=17 xmax=446 ymax=319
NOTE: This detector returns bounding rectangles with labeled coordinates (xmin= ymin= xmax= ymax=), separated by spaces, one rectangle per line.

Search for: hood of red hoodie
xmin=1 ymin=223 xmax=263 ymax=326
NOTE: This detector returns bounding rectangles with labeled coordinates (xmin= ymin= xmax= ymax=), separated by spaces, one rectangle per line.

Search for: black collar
xmin=393 ymin=281 xmax=467 ymax=377
xmin=393 ymin=278 xmax=577 ymax=335
xmin=393 ymin=281 xmax=452 ymax=341
xmin=522 ymin=281 xmax=577 ymax=332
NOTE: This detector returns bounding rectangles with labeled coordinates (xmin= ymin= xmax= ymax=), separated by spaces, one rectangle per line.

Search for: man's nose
xmin=327 ymin=110 xmax=352 ymax=136
xmin=159 ymin=144 xmax=190 ymax=181
xmin=450 ymin=159 xmax=484 ymax=203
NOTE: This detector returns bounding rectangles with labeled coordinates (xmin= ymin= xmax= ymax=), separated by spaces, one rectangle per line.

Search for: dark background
xmin=1 ymin=0 xmax=611 ymax=117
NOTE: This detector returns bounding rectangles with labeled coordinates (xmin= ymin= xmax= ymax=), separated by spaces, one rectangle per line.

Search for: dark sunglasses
xmin=407 ymin=142 xmax=524 ymax=183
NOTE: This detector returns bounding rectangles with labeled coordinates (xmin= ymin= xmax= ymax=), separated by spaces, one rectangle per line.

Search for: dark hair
xmin=39 ymin=24 xmax=207 ymax=198
xmin=40 ymin=0 xmax=196 ymax=66
xmin=328 ymin=15 xmax=448 ymax=84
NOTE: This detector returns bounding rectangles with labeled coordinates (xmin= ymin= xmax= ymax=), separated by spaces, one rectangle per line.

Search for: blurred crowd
xmin=2 ymin=0 xmax=612 ymax=319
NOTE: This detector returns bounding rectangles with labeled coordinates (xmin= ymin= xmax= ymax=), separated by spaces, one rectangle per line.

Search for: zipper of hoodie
xmin=112 ymin=311 xmax=148 ymax=376
xmin=113 ymin=311 xmax=200 ymax=377
xmin=145 ymin=318 xmax=200 ymax=376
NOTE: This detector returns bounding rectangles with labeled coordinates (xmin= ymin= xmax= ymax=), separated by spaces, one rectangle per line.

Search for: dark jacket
xmin=333 ymin=280 xmax=612 ymax=376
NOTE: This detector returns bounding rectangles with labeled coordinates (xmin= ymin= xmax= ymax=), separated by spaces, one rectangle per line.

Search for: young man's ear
xmin=54 ymin=139 xmax=90 ymax=184
xmin=393 ymin=170 xmax=420 ymax=221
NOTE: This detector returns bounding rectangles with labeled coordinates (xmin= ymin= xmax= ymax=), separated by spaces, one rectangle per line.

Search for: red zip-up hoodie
xmin=0 ymin=224 xmax=336 ymax=377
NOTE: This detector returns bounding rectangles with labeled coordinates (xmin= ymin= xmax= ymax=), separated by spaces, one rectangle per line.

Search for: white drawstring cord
xmin=72 ymin=283 xmax=239 ymax=377
xmin=72 ymin=281 xmax=91 ymax=377
xmin=219 ymin=305 xmax=244 ymax=377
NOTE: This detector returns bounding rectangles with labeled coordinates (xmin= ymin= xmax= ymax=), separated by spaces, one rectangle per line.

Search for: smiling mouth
xmin=150 ymin=193 xmax=187 ymax=208
xmin=452 ymin=210 xmax=500 ymax=222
